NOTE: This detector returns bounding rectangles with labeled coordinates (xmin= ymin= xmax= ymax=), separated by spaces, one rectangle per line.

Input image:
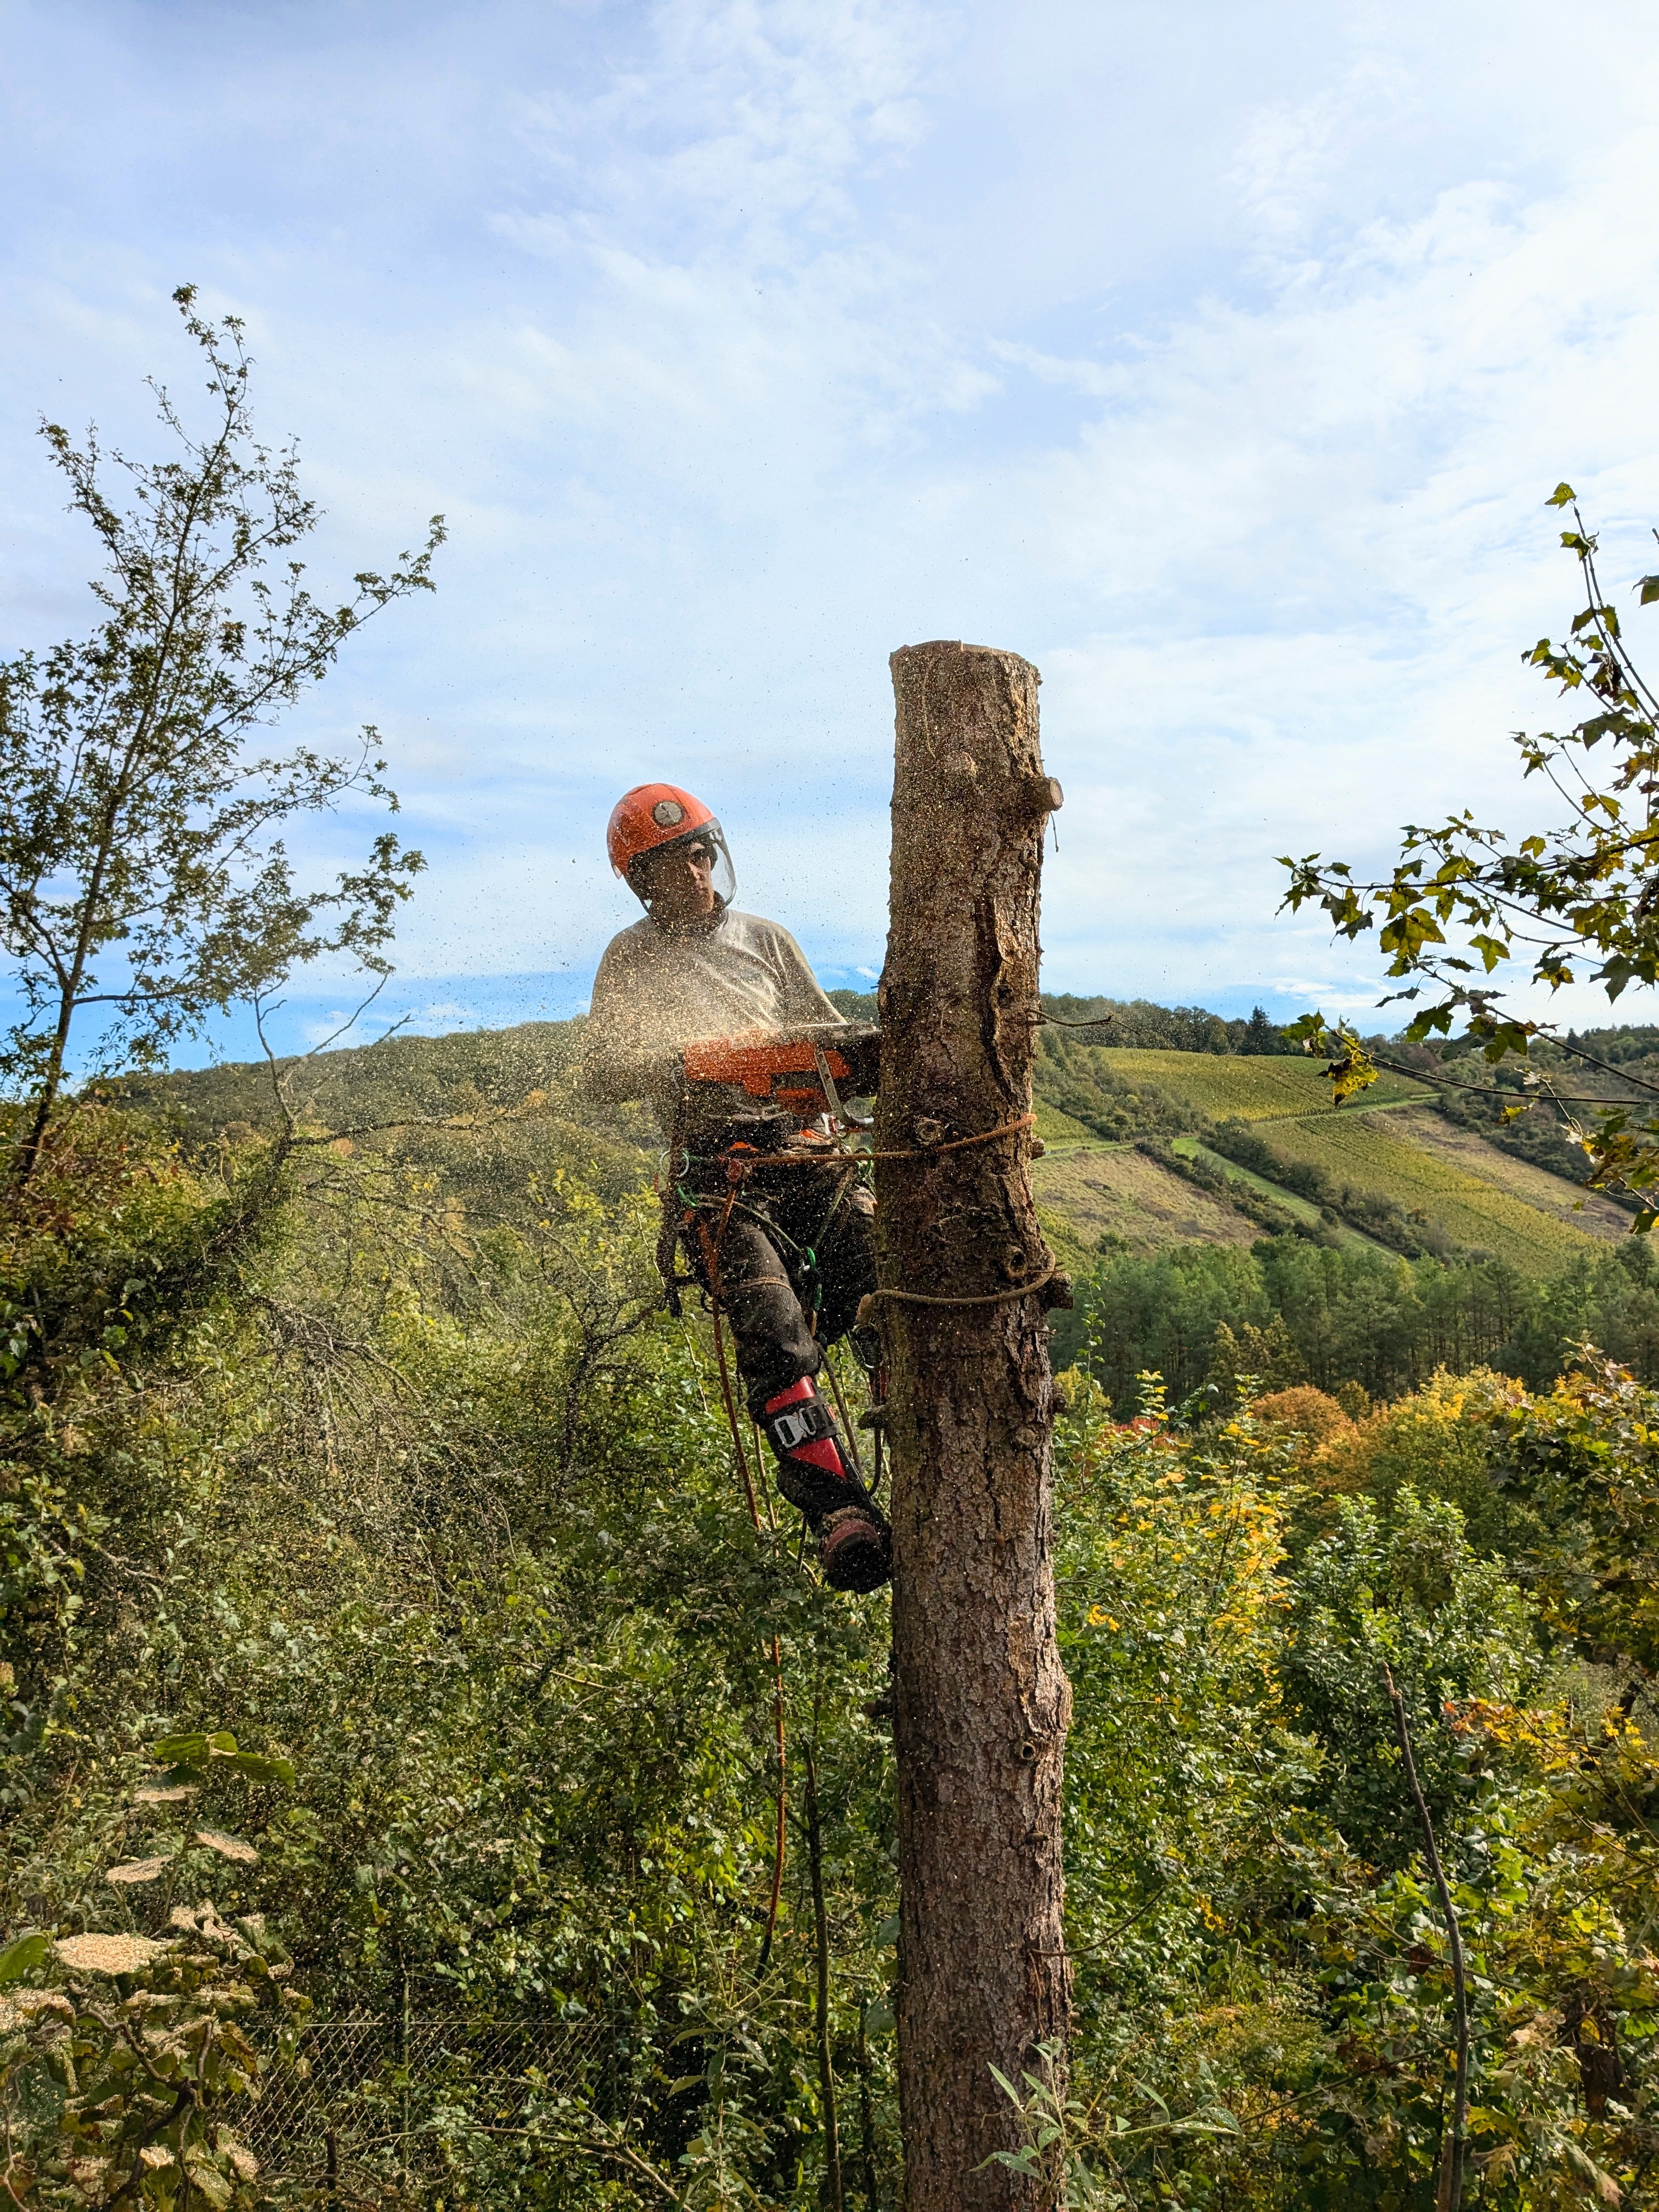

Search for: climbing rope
xmin=692 ymin=1200 xmax=789 ymax=1974
xmin=855 ymin=1262 xmax=1057 ymax=1321
xmin=819 ymin=1345 xmax=867 ymax=1486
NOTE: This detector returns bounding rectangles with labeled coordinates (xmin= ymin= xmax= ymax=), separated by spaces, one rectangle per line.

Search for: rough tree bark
xmin=873 ymin=640 xmax=1072 ymax=2211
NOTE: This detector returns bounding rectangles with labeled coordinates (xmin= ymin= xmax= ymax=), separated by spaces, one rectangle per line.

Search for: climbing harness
xmin=660 ymin=1107 xmax=1054 ymax=1334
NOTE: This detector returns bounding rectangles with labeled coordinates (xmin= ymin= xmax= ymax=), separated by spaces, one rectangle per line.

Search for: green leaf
xmin=182 ymin=2157 xmax=234 ymax=2210
xmin=150 ymin=1730 xmax=290 ymax=1785
xmin=977 ymin=2151 xmax=1039 ymax=2176
xmin=1281 ymin=1011 xmax=1331 ymax=1052
xmin=0 ymin=1933 xmax=48 ymax=1982
xmin=1546 ymin=482 xmax=1577 ymax=506
xmin=1640 ymin=575 xmax=1659 ymax=605
xmin=223 ymin=1751 xmax=294 ymax=1786
xmin=151 ymin=1734 xmax=210 ymax=1765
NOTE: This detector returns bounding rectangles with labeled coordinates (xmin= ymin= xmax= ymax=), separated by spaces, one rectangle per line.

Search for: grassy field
xmin=1262 ymin=1109 xmax=1610 ymax=1276
xmin=1065 ymin=1052 xmax=1617 ymax=1269
xmin=1171 ymin=1137 xmax=1385 ymax=1252
xmin=1030 ymin=1144 xmax=1259 ymax=1254
xmin=1097 ymin=1049 xmax=1429 ymax=1122
xmin=1034 ymin=1098 xmax=1096 ymax=1142
xmin=1030 ymin=1105 xmax=1623 ymax=1278
xmin=1390 ymin=1114 xmax=1630 ymax=1239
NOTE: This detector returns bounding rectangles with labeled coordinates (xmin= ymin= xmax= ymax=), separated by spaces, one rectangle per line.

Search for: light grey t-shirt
xmin=582 ymin=905 xmax=845 ymax=1138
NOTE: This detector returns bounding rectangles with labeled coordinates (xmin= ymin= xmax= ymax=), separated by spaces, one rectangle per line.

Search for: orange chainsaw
xmin=681 ymin=1022 xmax=880 ymax=1120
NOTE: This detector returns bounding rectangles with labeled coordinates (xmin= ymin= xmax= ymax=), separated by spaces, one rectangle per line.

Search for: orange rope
xmin=695 ymin=1206 xmax=788 ymax=1974
xmin=868 ymin=1111 xmax=1036 ymax=1160
xmin=758 ymin=1633 xmax=787 ymax=1978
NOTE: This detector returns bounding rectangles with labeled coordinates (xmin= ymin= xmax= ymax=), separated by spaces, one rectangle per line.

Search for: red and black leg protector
xmin=761 ymin=1379 xmax=891 ymax=1594
xmin=761 ymin=1377 xmax=856 ymax=1517
xmin=681 ymin=1148 xmax=889 ymax=1593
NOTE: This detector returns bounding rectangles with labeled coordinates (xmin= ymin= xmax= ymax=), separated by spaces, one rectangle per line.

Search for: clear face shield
xmin=628 ymin=819 xmax=737 ymax=919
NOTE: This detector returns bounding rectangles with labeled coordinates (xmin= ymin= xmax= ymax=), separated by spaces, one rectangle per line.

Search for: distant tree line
xmin=828 ymin=989 xmax=1297 ymax=1056
xmin=831 ymin=986 xmax=1659 ymax=1077
xmin=1059 ymin=1235 xmax=1659 ymax=1409
xmin=1039 ymin=995 xmax=1298 ymax=1054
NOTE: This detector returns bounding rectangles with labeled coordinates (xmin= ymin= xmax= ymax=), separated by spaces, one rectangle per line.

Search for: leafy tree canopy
xmin=0 ymin=287 xmax=443 ymax=1177
xmin=1281 ymin=489 xmax=1659 ymax=1214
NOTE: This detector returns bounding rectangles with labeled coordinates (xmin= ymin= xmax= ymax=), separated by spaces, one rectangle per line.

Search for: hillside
xmin=1261 ymin=1104 xmax=1623 ymax=1272
xmin=1026 ymin=1043 xmax=1626 ymax=1276
xmin=108 ymin=1007 xmax=1632 ymax=1280
xmin=110 ymin=1018 xmax=610 ymax=1137
xmin=1084 ymin=1047 xmax=1429 ymax=1121
xmin=105 ymin=1019 xmax=659 ymax=1228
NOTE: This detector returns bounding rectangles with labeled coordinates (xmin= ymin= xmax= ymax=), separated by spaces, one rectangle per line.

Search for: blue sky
xmin=7 ymin=0 xmax=1659 ymax=1062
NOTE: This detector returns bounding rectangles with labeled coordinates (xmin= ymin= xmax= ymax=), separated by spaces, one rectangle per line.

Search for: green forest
xmin=2 ymin=1011 xmax=1658 ymax=2207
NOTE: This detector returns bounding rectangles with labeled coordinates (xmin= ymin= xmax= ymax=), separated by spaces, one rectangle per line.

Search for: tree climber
xmin=582 ymin=783 xmax=892 ymax=1593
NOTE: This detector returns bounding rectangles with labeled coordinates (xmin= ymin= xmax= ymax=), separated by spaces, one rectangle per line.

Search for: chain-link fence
xmin=6 ymin=2006 xmax=631 ymax=2202
xmin=243 ymin=2011 xmax=620 ymax=2196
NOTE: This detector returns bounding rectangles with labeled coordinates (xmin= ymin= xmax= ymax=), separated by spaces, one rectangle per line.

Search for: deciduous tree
xmin=0 ymin=287 xmax=443 ymax=1178
xmin=1282 ymin=487 xmax=1659 ymax=1215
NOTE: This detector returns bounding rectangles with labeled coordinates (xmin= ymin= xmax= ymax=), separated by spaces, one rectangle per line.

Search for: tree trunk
xmin=874 ymin=641 xmax=1071 ymax=2211
xmin=15 ymin=995 xmax=75 ymax=1186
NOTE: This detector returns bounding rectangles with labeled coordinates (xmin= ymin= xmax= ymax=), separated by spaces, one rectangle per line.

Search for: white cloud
xmin=6 ymin=0 xmax=1659 ymax=1060
xmin=1226 ymin=53 xmax=1419 ymax=255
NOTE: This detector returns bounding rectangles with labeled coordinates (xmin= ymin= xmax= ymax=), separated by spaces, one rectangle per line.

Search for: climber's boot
xmin=761 ymin=1377 xmax=891 ymax=1594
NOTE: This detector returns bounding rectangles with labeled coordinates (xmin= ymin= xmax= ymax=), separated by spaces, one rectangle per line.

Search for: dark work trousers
xmin=676 ymin=1145 xmax=878 ymax=1420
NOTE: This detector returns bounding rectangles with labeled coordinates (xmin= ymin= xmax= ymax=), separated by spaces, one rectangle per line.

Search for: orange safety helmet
xmin=606 ymin=783 xmax=736 ymax=907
